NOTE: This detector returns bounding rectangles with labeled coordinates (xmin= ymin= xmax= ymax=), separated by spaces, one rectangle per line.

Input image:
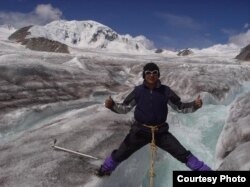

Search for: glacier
xmin=0 ymin=25 xmax=250 ymax=187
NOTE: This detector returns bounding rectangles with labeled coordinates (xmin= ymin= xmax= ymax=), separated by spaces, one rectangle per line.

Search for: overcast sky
xmin=0 ymin=0 xmax=249 ymax=49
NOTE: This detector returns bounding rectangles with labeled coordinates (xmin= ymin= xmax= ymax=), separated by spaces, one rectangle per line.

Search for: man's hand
xmin=105 ymin=96 xmax=114 ymax=109
xmin=195 ymin=95 xmax=203 ymax=109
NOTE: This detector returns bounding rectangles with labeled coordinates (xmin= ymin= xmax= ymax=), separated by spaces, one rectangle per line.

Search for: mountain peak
xmin=25 ymin=20 xmax=153 ymax=53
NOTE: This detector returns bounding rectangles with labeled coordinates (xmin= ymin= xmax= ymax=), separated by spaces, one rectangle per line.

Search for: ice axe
xmin=52 ymin=139 xmax=99 ymax=160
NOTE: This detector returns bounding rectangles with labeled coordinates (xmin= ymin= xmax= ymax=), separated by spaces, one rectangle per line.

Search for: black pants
xmin=111 ymin=123 xmax=190 ymax=163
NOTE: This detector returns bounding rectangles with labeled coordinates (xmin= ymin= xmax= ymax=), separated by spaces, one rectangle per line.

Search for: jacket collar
xmin=143 ymin=79 xmax=162 ymax=89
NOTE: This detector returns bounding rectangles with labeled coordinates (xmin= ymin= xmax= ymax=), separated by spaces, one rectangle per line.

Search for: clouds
xmin=155 ymin=12 xmax=213 ymax=49
xmin=222 ymin=23 xmax=250 ymax=47
xmin=134 ymin=35 xmax=155 ymax=49
xmin=0 ymin=4 xmax=62 ymax=28
xmin=229 ymin=29 xmax=250 ymax=47
xmin=155 ymin=12 xmax=250 ymax=49
xmin=221 ymin=28 xmax=237 ymax=36
xmin=156 ymin=12 xmax=204 ymax=30
xmin=243 ymin=23 xmax=249 ymax=29
xmin=220 ymin=23 xmax=250 ymax=47
xmin=35 ymin=4 xmax=62 ymax=21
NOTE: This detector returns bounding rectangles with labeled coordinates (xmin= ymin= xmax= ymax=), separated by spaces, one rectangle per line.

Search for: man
xmin=97 ymin=62 xmax=212 ymax=177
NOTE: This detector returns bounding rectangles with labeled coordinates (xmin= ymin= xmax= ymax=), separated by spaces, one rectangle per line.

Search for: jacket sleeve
xmin=168 ymin=88 xmax=198 ymax=113
xmin=111 ymin=90 xmax=136 ymax=114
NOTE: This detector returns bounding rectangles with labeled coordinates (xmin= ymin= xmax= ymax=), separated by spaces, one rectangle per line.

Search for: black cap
xmin=142 ymin=62 xmax=160 ymax=78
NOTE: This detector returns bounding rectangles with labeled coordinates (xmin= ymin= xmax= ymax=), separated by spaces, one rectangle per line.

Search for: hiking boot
xmin=96 ymin=165 xmax=111 ymax=177
xmin=96 ymin=155 xmax=119 ymax=177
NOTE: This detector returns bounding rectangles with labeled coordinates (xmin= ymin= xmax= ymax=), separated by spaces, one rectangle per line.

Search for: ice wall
xmin=215 ymin=90 xmax=250 ymax=170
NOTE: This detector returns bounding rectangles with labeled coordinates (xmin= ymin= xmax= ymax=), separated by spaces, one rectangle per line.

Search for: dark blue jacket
xmin=112 ymin=80 xmax=197 ymax=125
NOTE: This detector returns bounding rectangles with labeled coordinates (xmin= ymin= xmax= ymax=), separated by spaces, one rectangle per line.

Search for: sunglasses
xmin=145 ymin=70 xmax=159 ymax=76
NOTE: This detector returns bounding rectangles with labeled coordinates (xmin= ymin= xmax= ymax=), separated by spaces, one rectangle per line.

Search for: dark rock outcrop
xmin=177 ymin=48 xmax=194 ymax=56
xmin=235 ymin=44 xmax=250 ymax=61
xmin=155 ymin=48 xmax=163 ymax=53
xmin=21 ymin=37 xmax=69 ymax=53
xmin=8 ymin=25 xmax=32 ymax=42
xmin=90 ymin=28 xmax=118 ymax=43
xmin=8 ymin=26 xmax=69 ymax=54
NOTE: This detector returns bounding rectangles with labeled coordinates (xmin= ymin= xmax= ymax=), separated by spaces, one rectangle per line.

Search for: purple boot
xmin=186 ymin=154 xmax=212 ymax=171
xmin=96 ymin=155 xmax=120 ymax=177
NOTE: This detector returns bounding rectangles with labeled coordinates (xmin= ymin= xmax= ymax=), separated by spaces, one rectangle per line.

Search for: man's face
xmin=144 ymin=70 xmax=159 ymax=85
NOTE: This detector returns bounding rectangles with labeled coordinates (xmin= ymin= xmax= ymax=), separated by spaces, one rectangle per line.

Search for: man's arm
xmin=105 ymin=90 xmax=136 ymax=114
xmin=168 ymin=89 xmax=202 ymax=113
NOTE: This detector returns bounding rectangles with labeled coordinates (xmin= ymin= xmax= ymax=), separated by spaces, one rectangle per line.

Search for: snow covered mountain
xmin=8 ymin=20 xmax=249 ymax=58
xmin=14 ymin=20 xmax=154 ymax=53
